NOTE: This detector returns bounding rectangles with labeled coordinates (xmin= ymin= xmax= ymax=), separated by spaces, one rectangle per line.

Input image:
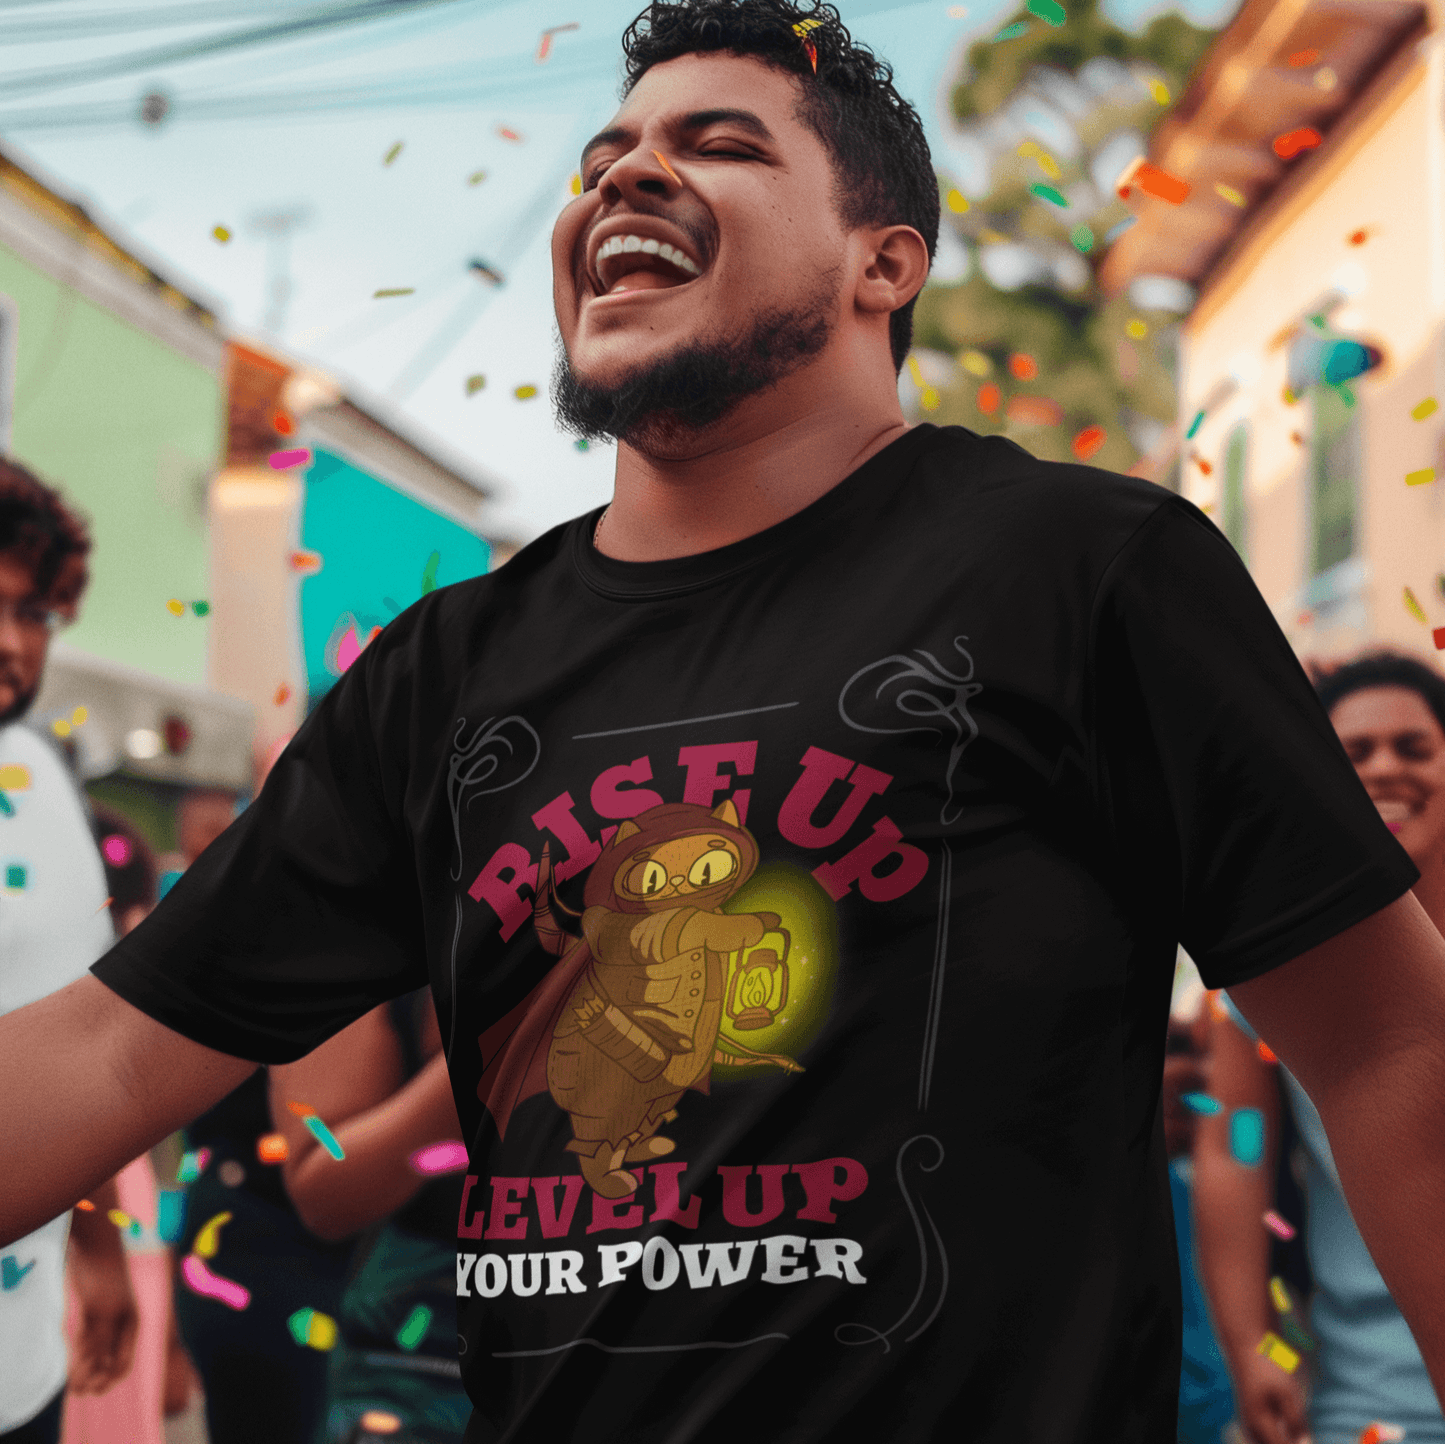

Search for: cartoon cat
xmin=476 ymin=799 xmax=801 ymax=1199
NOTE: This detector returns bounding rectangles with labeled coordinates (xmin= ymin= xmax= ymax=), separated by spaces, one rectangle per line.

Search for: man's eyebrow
xmin=579 ymin=109 xmax=777 ymax=169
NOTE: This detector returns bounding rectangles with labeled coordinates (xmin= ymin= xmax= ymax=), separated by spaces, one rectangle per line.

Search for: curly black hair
xmin=1316 ymin=652 xmax=1445 ymax=737
xmin=620 ymin=0 xmax=939 ymax=372
xmin=0 ymin=456 xmax=90 ymax=616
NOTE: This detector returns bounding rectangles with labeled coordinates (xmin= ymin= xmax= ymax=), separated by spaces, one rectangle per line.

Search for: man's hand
xmin=66 ymin=1175 xmax=138 ymax=1396
xmin=1229 ymin=1349 xmax=1312 ymax=1444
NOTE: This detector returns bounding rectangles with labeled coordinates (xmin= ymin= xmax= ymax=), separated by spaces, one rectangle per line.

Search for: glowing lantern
xmin=727 ymin=927 xmax=791 ymax=1031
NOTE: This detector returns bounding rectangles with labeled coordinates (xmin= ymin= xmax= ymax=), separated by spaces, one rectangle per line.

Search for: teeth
xmin=594 ymin=233 xmax=699 ymax=280
xmin=1375 ymin=799 xmax=1412 ymax=823
xmin=658 ymin=243 xmax=675 ymax=262
xmin=622 ymin=235 xmax=641 ymax=253
xmin=641 ymin=238 xmax=660 ymax=254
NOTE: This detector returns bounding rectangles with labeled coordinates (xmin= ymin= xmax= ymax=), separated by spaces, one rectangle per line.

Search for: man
xmin=2 ymin=4 xmax=1444 ymax=1441
xmin=0 ymin=459 xmax=136 ymax=1443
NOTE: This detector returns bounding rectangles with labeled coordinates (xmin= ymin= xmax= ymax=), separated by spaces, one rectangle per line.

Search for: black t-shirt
xmin=91 ymin=424 xmax=1416 ymax=1444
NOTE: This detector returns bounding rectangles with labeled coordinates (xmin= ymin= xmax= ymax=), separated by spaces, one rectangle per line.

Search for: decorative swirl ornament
xmin=837 ymin=636 xmax=981 ymax=825
xmin=835 ymin=1135 xmax=949 ymax=1352
xmin=446 ymin=715 xmax=542 ymax=880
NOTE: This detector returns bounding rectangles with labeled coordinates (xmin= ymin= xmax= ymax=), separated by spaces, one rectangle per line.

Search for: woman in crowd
xmin=268 ymin=988 xmax=469 ymax=1444
xmin=1194 ymin=652 xmax=1445 ymax=1444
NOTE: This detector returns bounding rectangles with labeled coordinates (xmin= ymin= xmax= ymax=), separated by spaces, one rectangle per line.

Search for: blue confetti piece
xmin=1181 ymin=1091 xmax=1222 ymax=1115
xmin=0 ymin=792 xmax=12 ymax=817
xmin=993 ymin=20 xmax=1030 ymax=40
xmin=304 ymin=1113 xmax=346 ymax=1161
xmin=157 ymin=1188 xmax=186 ymax=1243
xmin=1185 ymin=409 xmax=1206 ymax=439
xmin=1230 ymin=1106 xmax=1265 ymax=1165
xmin=1104 ymin=215 xmax=1137 ymax=243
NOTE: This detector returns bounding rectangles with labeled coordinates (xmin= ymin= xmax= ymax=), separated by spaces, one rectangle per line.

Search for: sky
xmin=0 ymin=0 xmax=1238 ymax=545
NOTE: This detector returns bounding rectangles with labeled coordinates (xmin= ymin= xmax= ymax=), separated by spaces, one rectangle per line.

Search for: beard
xmin=553 ymin=291 xmax=837 ymax=452
xmin=0 ymin=674 xmax=37 ymax=728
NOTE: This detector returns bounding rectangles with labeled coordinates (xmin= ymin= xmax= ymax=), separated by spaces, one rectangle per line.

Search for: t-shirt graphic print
xmin=89 ymin=425 xmax=1419 ymax=1444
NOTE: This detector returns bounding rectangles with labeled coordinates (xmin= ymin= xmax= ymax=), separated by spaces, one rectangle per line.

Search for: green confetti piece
xmin=574 ymin=438 xmax=590 ymax=452
xmin=1027 ymin=0 xmax=1067 ymax=23
xmin=1029 ymin=183 xmax=1068 ymax=207
xmin=0 ymin=792 xmax=12 ymax=818
xmin=287 ymin=1308 xmax=314 ymax=1346
xmin=303 ymin=1113 xmax=345 ymax=1161
xmin=5 ymin=864 xmax=25 ymax=890
xmin=191 ymin=600 xmax=210 ymax=617
xmin=1185 ymin=409 xmax=1206 ymax=439
xmin=421 ymin=550 xmax=441 ymax=595
xmin=395 ymin=1303 xmax=433 ymax=1351
xmin=1070 ymin=224 xmax=1094 ymax=253
xmin=993 ymin=20 xmax=1029 ymax=40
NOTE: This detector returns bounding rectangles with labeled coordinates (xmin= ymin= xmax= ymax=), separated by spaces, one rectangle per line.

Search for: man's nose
xmin=598 ymin=144 xmax=679 ymax=205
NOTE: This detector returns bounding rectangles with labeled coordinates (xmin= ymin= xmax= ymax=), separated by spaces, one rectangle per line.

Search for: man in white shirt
xmin=0 ymin=457 xmax=136 ymax=1443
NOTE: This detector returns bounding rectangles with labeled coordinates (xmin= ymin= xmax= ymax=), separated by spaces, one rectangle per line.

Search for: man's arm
xmin=1230 ymin=889 xmax=1445 ymax=1404
xmin=0 ymin=974 xmax=257 ymax=1247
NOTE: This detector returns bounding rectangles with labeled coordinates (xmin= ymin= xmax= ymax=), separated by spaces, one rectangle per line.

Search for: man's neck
xmin=596 ymin=362 xmax=911 ymax=563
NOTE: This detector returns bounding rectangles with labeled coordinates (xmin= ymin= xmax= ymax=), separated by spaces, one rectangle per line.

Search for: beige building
xmin=1102 ymin=0 xmax=1444 ymax=662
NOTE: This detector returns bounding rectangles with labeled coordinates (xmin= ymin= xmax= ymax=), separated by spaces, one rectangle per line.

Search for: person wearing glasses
xmin=0 ymin=458 xmax=137 ymax=1444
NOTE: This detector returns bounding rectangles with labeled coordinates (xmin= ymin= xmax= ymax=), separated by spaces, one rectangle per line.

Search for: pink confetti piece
xmin=268 ymin=448 xmax=312 ymax=470
xmin=1263 ymin=1209 xmax=1296 ymax=1240
xmin=181 ymin=1252 xmax=250 ymax=1310
xmin=410 ymin=1141 xmax=468 ymax=1176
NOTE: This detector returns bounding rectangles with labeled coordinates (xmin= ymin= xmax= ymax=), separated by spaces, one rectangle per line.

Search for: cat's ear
xmin=615 ymin=819 xmax=642 ymax=844
xmin=710 ymin=799 xmax=740 ymax=828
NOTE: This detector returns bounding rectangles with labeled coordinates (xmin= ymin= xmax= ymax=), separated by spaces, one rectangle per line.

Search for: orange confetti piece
xmin=1117 ymin=159 xmax=1191 ymax=204
xmin=1273 ymin=127 xmax=1322 ymax=159
xmin=76 ymin=1198 xmax=95 ymax=1211
xmin=257 ymin=1133 xmax=289 ymax=1164
xmin=652 ymin=150 xmax=682 ymax=186
xmin=1072 ymin=425 xmax=1106 ymax=461
xmin=274 ymin=683 xmax=291 ymax=706
xmin=1348 ymin=228 xmax=1371 ymax=246
xmin=977 ymin=382 xmax=1001 ymax=415
xmin=803 ymin=37 xmax=818 ymax=72
xmin=1008 ymin=352 xmax=1038 ymax=380
xmin=1286 ymin=48 xmax=1320 ymax=67
xmin=286 ymin=1100 xmax=317 ymax=1119
xmin=1257 ymin=1039 xmax=1278 ymax=1063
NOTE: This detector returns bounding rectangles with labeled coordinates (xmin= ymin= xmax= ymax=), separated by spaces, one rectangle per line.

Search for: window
xmin=1310 ymin=382 xmax=1359 ymax=576
xmin=1221 ymin=422 xmax=1248 ymax=561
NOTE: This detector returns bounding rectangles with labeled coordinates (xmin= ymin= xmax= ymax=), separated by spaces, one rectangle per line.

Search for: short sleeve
xmin=1090 ymin=499 xmax=1418 ymax=989
xmin=90 ymin=639 xmax=426 ymax=1064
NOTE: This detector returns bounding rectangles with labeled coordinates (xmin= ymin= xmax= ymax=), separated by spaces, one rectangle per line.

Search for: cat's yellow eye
xmin=629 ymin=859 xmax=669 ymax=895
xmin=687 ymin=849 xmax=736 ymax=887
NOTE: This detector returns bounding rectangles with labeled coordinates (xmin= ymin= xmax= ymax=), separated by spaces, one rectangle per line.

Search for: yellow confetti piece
xmin=193 ymin=1211 xmax=233 ymax=1260
xmin=791 ymin=17 xmax=824 ymax=34
xmin=1037 ymin=153 xmax=1061 ymax=180
xmin=1214 ymin=182 xmax=1246 ymax=207
xmin=946 ymin=188 xmax=970 ymax=214
xmin=211 ymin=225 xmax=231 ymax=243
xmin=468 ymin=170 xmax=488 ymax=187
xmin=1407 ymin=468 xmax=1437 ymax=487
xmin=106 ymin=1209 xmax=132 ymax=1230
xmin=1149 ymin=78 xmax=1171 ymax=104
xmin=166 ymin=598 xmax=185 ymax=616
xmin=959 ymin=349 xmax=992 ymax=376
xmin=71 ymin=706 xmax=87 ymax=726
xmin=569 ymin=172 xmax=581 ymax=196
xmin=906 ymin=355 xmax=925 ymax=387
xmin=383 ymin=141 xmax=403 ymax=166
xmin=1017 ymin=140 xmax=1040 ymax=158
xmin=1412 ymin=397 xmax=1438 ymax=420
xmin=0 ymin=764 xmax=31 ymax=790
xmin=1405 ymin=587 xmax=1428 ymax=624
xmin=514 ymin=384 xmax=538 ymax=400
xmin=1269 ymin=1277 xmax=1292 ymax=1312
xmin=1125 ymin=319 xmax=1148 ymax=339
xmin=1256 ymin=1331 xmax=1300 ymax=1374
xmin=51 ymin=719 xmax=70 ymax=738
xmin=373 ymin=288 xmax=415 ymax=299
xmin=920 ymin=386 xmax=941 ymax=412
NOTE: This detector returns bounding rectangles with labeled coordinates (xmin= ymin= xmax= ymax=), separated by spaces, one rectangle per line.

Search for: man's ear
xmin=854 ymin=224 xmax=931 ymax=317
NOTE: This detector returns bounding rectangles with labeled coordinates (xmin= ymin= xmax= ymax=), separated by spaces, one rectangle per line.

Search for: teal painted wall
xmin=0 ymin=247 xmax=223 ymax=686
xmin=299 ymin=448 xmax=491 ymax=704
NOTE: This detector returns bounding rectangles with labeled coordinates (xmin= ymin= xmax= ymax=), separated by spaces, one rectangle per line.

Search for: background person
xmin=0 ymin=459 xmax=136 ymax=1444
xmin=1195 ymin=652 xmax=1445 ymax=1444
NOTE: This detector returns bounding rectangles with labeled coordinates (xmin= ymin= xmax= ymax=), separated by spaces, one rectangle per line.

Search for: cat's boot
xmin=572 ymin=1140 xmax=639 ymax=1199
xmin=624 ymin=1131 xmax=676 ymax=1163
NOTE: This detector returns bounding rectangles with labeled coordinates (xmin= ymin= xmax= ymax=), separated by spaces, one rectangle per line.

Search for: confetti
xmin=396 ymin=1304 xmax=433 ymax=1351
xmin=217 ymin=1160 xmax=245 ymax=1187
xmin=1008 ymin=353 xmax=1039 ymax=381
xmin=1007 ymin=395 xmax=1062 ymax=426
xmin=286 ymin=1100 xmax=316 ymax=1119
xmin=1070 ymin=225 xmax=1094 ymax=253
xmin=421 ymin=550 xmax=441 ymax=594
xmin=1273 ymin=127 xmax=1322 ymax=159
xmin=1435 ymin=627 xmax=1445 ymax=651
xmin=1257 ymin=1039 xmax=1277 ymax=1063
xmin=177 ymin=1148 xmax=211 ymax=1183
xmin=268 ymin=447 xmax=311 ymax=471
xmin=791 ymin=17 xmax=824 ymax=33
xmin=289 ymin=549 xmax=323 ymax=575
xmin=166 ymin=599 xmax=185 ymax=617
xmin=182 ymin=1254 xmax=249 ymax=1310
xmin=470 ymin=168 xmax=490 ymax=186
xmin=1027 ymin=0 xmax=1067 ymax=24
xmin=360 ymin=1414 xmax=403 ymax=1436
xmin=1148 ymin=78 xmax=1171 ymax=104
xmin=1314 ymin=66 xmax=1337 ymax=91
xmin=1287 ymin=47 xmax=1320 ymax=67
xmin=575 ymin=438 xmax=590 ymax=452
xmin=497 ymin=125 xmax=523 ymax=143
xmin=373 ymin=288 xmax=415 ymax=299
xmin=906 ymin=355 xmax=925 ymax=387
xmin=1230 ymin=1106 xmax=1265 ymax=1165
xmin=1405 ymin=586 xmax=1429 ymax=623
xmin=102 ymin=834 xmax=133 ymax=866
xmin=514 ymin=384 xmax=538 ymax=400
xmin=1269 ymin=1276 xmax=1292 ymax=1313
xmin=803 ymin=37 xmax=818 ymax=71
xmin=75 ymin=1199 xmax=95 ymax=1211
xmin=410 ymin=1140 xmax=469 ymax=1176
xmin=1125 ymin=319 xmax=1148 ymax=340
xmin=212 ymin=225 xmax=231 ymax=243
xmin=1104 ymin=215 xmax=1137 ymax=242
xmin=946 ymin=188 xmax=970 ymax=213
xmin=192 ymin=1211 xmax=233 ymax=1259
xmin=1214 ymin=182 xmax=1246 ymax=207
xmin=920 ymin=386 xmax=941 ymax=412
xmin=257 ymin=1133 xmax=288 ymax=1164
xmin=1181 ymin=1092 xmax=1222 ymax=1115
xmin=287 ymin=1306 xmax=338 ymax=1350
xmin=1256 ymin=1331 xmax=1300 ymax=1374
xmin=383 ymin=141 xmax=403 ymax=166
xmin=272 ymin=409 xmax=295 ymax=436
xmin=1348 ymin=227 xmax=1372 ymax=246
xmin=1358 ymin=1425 xmax=1405 ymax=1444
xmin=1 ymin=1257 xmax=36 ymax=1291
xmin=107 ymin=1208 xmax=141 ymax=1237
xmin=0 ymin=794 xmax=13 ymax=817
xmin=274 ymin=683 xmax=291 ymax=706
xmin=4 ymin=864 xmax=25 ymax=891
xmin=470 ymin=260 xmax=504 ymax=286
xmin=51 ymin=719 xmax=70 ymax=738
xmin=652 ymin=150 xmax=683 ymax=186
xmin=993 ymin=20 xmax=1030 ymax=40
xmin=977 ymin=382 xmax=1001 ymax=415
xmin=96 ymin=895 xmax=112 ymax=912
xmin=466 ymin=374 xmax=486 ymax=396
xmin=960 ymin=350 xmax=992 ymax=376
xmin=0 ymin=764 xmax=30 ymax=791
xmin=304 ymin=1113 xmax=345 ymax=1161
xmin=568 ymin=172 xmax=581 ymax=195
xmin=1030 ymin=182 xmax=1068 ymax=207
xmin=1072 ymin=425 xmax=1106 ymax=461
xmin=1412 ymin=397 xmax=1438 ymax=420
xmin=191 ymin=600 xmax=210 ymax=617
xmin=157 ymin=1189 xmax=184 ymax=1243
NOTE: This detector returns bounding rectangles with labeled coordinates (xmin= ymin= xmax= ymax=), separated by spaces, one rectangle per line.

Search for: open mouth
xmin=1374 ymin=798 xmax=1414 ymax=825
xmin=588 ymin=227 xmax=703 ymax=298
